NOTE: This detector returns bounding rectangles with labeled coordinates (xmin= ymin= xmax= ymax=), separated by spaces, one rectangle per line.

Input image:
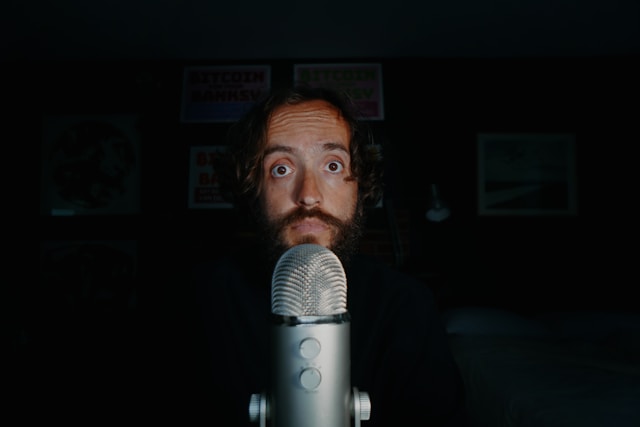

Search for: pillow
xmin=442 ymin=306 xmax=550 ymax=337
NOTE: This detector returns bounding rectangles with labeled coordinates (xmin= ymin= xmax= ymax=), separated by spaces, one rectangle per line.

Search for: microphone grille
xmin=271 ymin=243 xmax=347 ymax=316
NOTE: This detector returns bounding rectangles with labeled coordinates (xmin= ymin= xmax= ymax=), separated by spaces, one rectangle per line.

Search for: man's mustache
xmin=279 ymin=207 xmax=344 ymax=229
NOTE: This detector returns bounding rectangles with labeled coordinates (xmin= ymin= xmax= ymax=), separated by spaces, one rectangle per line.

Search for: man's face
xmin=259 ymin=99 xmax=360 ymax=258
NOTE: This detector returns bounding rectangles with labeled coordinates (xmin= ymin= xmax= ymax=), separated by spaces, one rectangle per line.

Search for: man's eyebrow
xmin=323 ymin=141 xmax=349 ymax=154
xmin=264 ymin=145 xmax=293 ymax=156
xmin=264 ymin=142 xmax=349 ymax=157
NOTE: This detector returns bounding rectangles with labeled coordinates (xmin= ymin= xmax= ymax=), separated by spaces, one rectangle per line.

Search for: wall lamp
xmin=426 ymin=183 xmax=451 ymax=222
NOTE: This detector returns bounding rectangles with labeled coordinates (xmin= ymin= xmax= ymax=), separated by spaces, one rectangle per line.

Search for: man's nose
xmin=297 ymin=169 xmax=321 ymax=207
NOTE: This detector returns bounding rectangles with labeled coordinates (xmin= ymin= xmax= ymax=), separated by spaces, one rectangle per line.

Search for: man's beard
xmin=257 ymin=203 xmax=364 ymax=270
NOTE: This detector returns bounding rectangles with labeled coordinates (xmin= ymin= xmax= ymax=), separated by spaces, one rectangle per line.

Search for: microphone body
xmin=270 ymin=314 xmax=351 ymax=427
xmin=250 ymin=243 xmax=370 ymax=427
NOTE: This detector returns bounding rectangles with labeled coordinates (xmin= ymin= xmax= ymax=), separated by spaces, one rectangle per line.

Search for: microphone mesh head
xmin=271 ymin=243 xmax=347 ymax=316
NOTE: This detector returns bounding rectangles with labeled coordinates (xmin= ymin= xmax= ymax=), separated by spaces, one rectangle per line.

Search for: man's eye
xmin=326 ymin=161 xmax=344 ymax=173
xmin=271 ymin=164 xmax=292 ymax=177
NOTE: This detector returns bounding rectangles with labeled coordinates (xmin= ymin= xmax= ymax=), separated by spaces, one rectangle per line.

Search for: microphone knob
xmin=352 ymin=387 xmax=372 ymax=425
xmin=299 ymin=367 xmax=322 ymax=390
xmin=249 ymin=392 xmax=268 ymax=426
xmin=248 ymin=393 xmax=261 ymax=422
xmin=358 ymin=391 xmax=372 ymax=421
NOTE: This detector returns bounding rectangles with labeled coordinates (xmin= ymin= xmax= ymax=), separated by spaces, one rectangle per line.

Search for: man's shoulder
xmin=191 ymin=243 xmax=259 ymax=273
xmin=191 ymin=252 xmax=238 ymax=274
xmin=347 ymin=253 xmax=435 ymax=301
xmin=190 ymin=245 xmax=270 ymax=292
xmin=349 ymin=254 xmax=426 ymax=284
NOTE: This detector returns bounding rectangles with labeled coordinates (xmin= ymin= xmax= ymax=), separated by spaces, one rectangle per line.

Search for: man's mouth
xmin=290 ymin=218 xmax=329 ymax=234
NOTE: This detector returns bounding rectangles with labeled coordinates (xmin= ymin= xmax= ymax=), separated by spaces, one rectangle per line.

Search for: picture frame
xmin=293 ymin=63 xmax=385 ymax=120
xmin=477 ymin=133 xmax=577 ymax=216
xmin=187 ymin=145 xmax=233 ymax=209
xmin=40 ymin=114 xmax=141 ymax=216
xmin=180 ymin=64 xmax=271 ymax=123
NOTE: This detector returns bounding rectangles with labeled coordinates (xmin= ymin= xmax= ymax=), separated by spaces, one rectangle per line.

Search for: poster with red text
xmin=181 ymin=65 xmax=271 ymax=123
xmin=293 ymin=63 xmax=384 ymax=120
xmin=188 ymin=145 xmax=233 ymax=209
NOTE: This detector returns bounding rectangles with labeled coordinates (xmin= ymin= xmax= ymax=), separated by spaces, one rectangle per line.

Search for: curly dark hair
xmin=224 ymin=85 xmax=384 ymax=216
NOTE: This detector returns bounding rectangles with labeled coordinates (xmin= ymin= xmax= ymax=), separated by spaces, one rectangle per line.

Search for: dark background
xmin=7 ymin=0 xmax=640 ymax=421
xmin=5 ymin=0 xmax=640 ymax=60
xmin=30 ymin=56 xmax=639 ymax=313
xmin=8 ymin=0 xmax=636 ymax=311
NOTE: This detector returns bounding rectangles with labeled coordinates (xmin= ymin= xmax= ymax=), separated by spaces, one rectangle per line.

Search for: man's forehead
xmin=269 ymin=100 xmax=344 ymax=127
xmin=266 ymin=101 xmax=350 ymax=149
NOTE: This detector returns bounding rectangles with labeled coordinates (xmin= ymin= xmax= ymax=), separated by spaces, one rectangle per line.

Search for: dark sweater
xmin=147 ymin=245 xmax=468 ymax=427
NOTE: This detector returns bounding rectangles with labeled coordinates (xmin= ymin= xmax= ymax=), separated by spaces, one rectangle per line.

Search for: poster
xmin=40 ymin=114 xmax=141 ymax=216
xmin=293 ymin=63 xmax=384 ymax=120
xmin=40 ymin=239 xmax=138 ymax=311
xmin=181 ymin=65 xmax=271 ymax=123
xmin=188 ymin=145 xmax=233 ymax=209
xmin=477 ymin=133 xmax=578 ymax=216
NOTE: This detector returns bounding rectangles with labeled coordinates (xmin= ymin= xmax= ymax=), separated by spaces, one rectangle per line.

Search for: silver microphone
xmin=249 ymin=243 xmax=371 ymax=427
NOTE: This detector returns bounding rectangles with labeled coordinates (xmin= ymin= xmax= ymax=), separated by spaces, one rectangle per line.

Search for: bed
xmin=441 ymin=306 xmax=640 ymax=427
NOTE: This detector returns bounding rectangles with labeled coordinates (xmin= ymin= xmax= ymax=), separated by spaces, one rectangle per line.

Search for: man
xmin=160 ymin=85 xmax=467 ymax=426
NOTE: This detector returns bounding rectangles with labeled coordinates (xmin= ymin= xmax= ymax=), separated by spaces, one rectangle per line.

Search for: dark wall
xmin=33 ymin=56 xmax=639 ymax=313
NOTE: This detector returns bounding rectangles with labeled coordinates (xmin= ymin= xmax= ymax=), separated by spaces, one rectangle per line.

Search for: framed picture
xmin=40 ymin=114 xmax=141 ymax=216
xmin=187 ymin=145 xmax=233 ymax=209
xmin=477 ymin=133 xmax=577 ymax=216
xmin=180 ymin=65 xmax=271 ymax=123
xmin=293 ymin=63 xmax=384 ymax=120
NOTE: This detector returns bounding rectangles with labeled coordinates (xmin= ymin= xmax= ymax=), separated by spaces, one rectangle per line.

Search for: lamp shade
xmin=426 ymin=183 xmax=450 ymax=222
